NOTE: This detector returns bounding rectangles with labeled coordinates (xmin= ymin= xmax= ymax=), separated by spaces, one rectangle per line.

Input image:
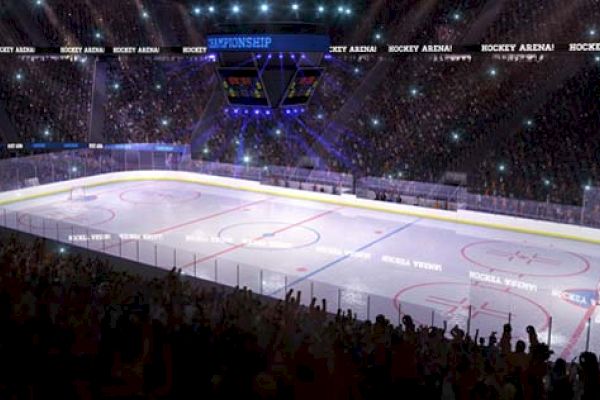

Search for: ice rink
xmin=2 ymin=176 xmax=600 ymax=359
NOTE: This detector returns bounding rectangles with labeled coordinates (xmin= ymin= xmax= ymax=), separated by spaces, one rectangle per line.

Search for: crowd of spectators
xmin=1 ymin=235 xmax=600 ymax=399
xmin=103 ymin=57 xmax=214 ymax=144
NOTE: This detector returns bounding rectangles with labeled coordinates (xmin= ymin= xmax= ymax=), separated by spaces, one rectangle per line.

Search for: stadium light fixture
xmin=595 ymin=55 xmax=600 ymax=63
xmin=590 ymin=29 xmax=597 ymax=37
xmin=265 ymin=110 xmax=271 ymax=115
xmin=113 ymin=83 xmax=120 ymax=90
xmin=525 ymin=119 xmax=533 ymax=127
xmin=232 ymin=5 xmax=240 ymax=14
xmin=43 ymin=129 xmax=50 ymax=136
xmin=155 ymin=83 xmax=162 ymax=90
xmin=498 ymin=164 xmax=506 ymax=172
xmin=203 ymin=147 xmax=209 ymax=154
xmin=453 ymin=12 xmax=461 ymax=21
xmin=585 ymin=184 xmax=592 ymax=191
xmin=59 ymin=247 xmax=66 ymax=254
xmin=254 ymin=109 xmax=260 ymax=115
xmin=317 ymin=113 xmax=324 ymax=119
xmin=15 ymin=73 xmax=23 ymax=81
xmin=488 ymin=68 xmax=497 ymax=77
xmin=410 ymin=88 xmax=418 ymax=96
xmin=208 ymin=5 xmax=215 ymax=13
xmin=243 ymin=155 xmax=251 ymax=163
xmin=161 ymin=118 xmax=169 ymax=126
xmin=353 ymin=67 xmax=360 ymax=74
xmin=398 ymin=172 xmax=404 ymax=178
xmin=95 ymin=32 xmax=102 ymax=39
xmin=375 ymin=33 xmax=381 ymax=40
xmin=317 ymin=5 xmax=325 ymax=13
xmin=451 ymin=132 xmax=459 ymax=141
xmin=142 ymin=11 xmax=149 ymax=19
xmin=275 ymin=129 xmax=281 ymax=135
xmin=72 ymin=166 xmax=78 ymax=173
xmin=372 ymin=118 xmax=380 ymax=126
xmin=345 ymin=8 xmax=351 ymax=15
xmin=337 ymin=6 xmax=344 ymax=14
xmin=291 ymin=3 xmax=299 ymax=11
xmin=260 ymin=3 xmax=269 ymax=13
xmin=35 ymin=0 xmax=43 ymax=5
xmin=193 ymin=7 xmax=201 ymax=15
xmin=543 ymin=179 xmax=551 ymax=186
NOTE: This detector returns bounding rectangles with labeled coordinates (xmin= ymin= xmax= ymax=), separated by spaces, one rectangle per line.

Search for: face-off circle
xmin=461 ymin=240 xmax=590 ymax=278
xmin=17 ymin=205 xmax=116 ymax=229
xmin=119 ymin=187 xmax=201 ymax=205
xmin=393 ymin=281 xmax=550 ymax=333
xmin=218 ymin=221 xmax=321 ymax=251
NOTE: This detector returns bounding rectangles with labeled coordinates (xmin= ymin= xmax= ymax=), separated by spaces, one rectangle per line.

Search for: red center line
xmin=104 ymin=197 xmax=270 ymax=251
xmin=181 ymin=206 xmax=343 ymax=269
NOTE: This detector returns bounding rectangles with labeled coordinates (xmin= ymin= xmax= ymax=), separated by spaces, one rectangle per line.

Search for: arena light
xmin=498 ymin=164 xmax=506 ymax=172
xmin=590 ymin=29 xmax=597 ymax=37
xmin=260 ymin=3 xmax=269 ymax=13
xmin=95 ymin=32 xmax=102 ymax=39
xmin=35 ymin=0 xmax=43 ymax=5
xmin=265 ymin=110 xmax=271 ymax=115
xmin=525 ymin=119 xmax=534 ymax=127
xmin=113 ymin=83 xmax=120 ymax=89
xmin=291 ymin=3 xmax=299 ymax=11
xmin=409 ymin=87 xmax=418 ymax=96
xmin=317 ymin=113 xmax=324 ymax=119
xmin=452 ymin=12 xmax=461 ymax=21
xmin=585 ymin=184 xmax=592 ymax=191
xmin=72 ymin=166 xmax=78 ymax=173
xmin=43 ymin=129 xmax=50 ymax=137
xmin=595 ymin=55 xmax=600 ymax=63
xmin=193 ymin=7 xmax=201 ymax=15
xmin=451 ymin=132 xmax=459 ymax=141
xmin=374 ymin=33 xmax=382 ymax=40
xmin=15 ymin=73 xmax=23 ymax=81
xmin=232 ymin=5 xmax=240 ymax=14
xmin=275 ymin=129 xmax=281 ymax=135
xmin=488 ymin=68 xmax=497 ymax=77
xmin=353 ymin=67 xmax=360 ymax=74
xmin=161 ymin=118 xmax=169 ymax=126
xmin=345 ymin=8 xmax=352 ymax=15
xmin=543 ymin=178 xmax=551 ymax=187
xmin=141 ymin=10 xmax=150 ymax=19
xmin=337 ymin=6 xmax=344 ymax=14
xmin=371 ymin=118 xmax=380 ymax=126
xmin=203 ymin=147 xmax=209 ymax=154
xmin=317 ymin=5 xmax=325 ymax=13
xmin=208 ymin=5 xmax=215 ymax=13
xmin=254 ymin=109 xmax=260 ymax=115
xmin=155 ymin=83 xmax=162 ymax=90
xmin=243 ymin=155 xmax=251 ymax=163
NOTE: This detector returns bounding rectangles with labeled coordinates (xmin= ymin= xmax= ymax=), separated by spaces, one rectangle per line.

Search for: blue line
xmin=270 ymin=218 xmax=421 ymax=296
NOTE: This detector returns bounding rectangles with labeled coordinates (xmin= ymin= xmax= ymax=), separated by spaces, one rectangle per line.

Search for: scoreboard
xmin=218 ymin=68 xmax=270 ymax=107
xmin=280 ymin=68 xmax=324 ymax=107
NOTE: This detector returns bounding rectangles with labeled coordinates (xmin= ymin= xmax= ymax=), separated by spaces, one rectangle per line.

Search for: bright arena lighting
xmin=141 ymin=11 xmax=149 ymax=19
xmin=208 ymin=5 xmax=215 ymax=13
xmin=232 ymin=5 xmax=240 ymax=13
xmin=113 ymin=83 xmax=120 ymax=89
xmin=337 ymin=6 xmax=344 ymax=13
xmin=291 ymin=3 xmax=299 ymax=11
xmin=318 ymin=5 xmax=325 ymax=13
xmin=15 ymin=73 xmax=23 ymax=81
xmin=345 ymin=7 xmax=351 ymax=14
xmin=193 ymin=7 xmax=201 ymax=15
xmin=260 ymin=3 xmax=269 ymax=12
xmin=243 ymin=155 xmax=251 ymax=163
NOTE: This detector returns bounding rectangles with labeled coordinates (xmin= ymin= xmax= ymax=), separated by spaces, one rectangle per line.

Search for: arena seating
xmin=0 ymin=235 xmax=598 ymax=399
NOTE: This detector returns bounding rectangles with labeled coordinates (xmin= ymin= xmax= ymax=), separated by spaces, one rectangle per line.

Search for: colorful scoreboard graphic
xmin=218 ymin=68 xmax=271 ymax=107
xmin=280 ymin=68 xmax=324 ymax=107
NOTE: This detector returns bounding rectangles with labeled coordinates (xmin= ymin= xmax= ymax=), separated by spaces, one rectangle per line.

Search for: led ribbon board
xmin=207 ymin=34 xmax=330 ymax=52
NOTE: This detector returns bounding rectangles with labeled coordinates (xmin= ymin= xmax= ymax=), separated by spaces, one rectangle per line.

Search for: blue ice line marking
xmin=270 ymin=218 xmax=422 ymax=296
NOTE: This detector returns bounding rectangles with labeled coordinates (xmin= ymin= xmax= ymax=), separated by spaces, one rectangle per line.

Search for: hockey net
xmin=69 ymin=186 xmax=88 ymax=201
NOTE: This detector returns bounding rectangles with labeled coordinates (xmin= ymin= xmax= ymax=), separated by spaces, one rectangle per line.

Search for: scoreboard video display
xmin=280 ymin=68 xmax=324 ymax=107
xmin=218 ymin=68 xmax=270 ymax=107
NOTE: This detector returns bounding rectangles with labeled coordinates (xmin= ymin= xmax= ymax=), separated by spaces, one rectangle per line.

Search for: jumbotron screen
xmin=218 ymin=68 xmax=270 ymax=107
xmin=280 ymin=68 xmax=324 ymax=106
